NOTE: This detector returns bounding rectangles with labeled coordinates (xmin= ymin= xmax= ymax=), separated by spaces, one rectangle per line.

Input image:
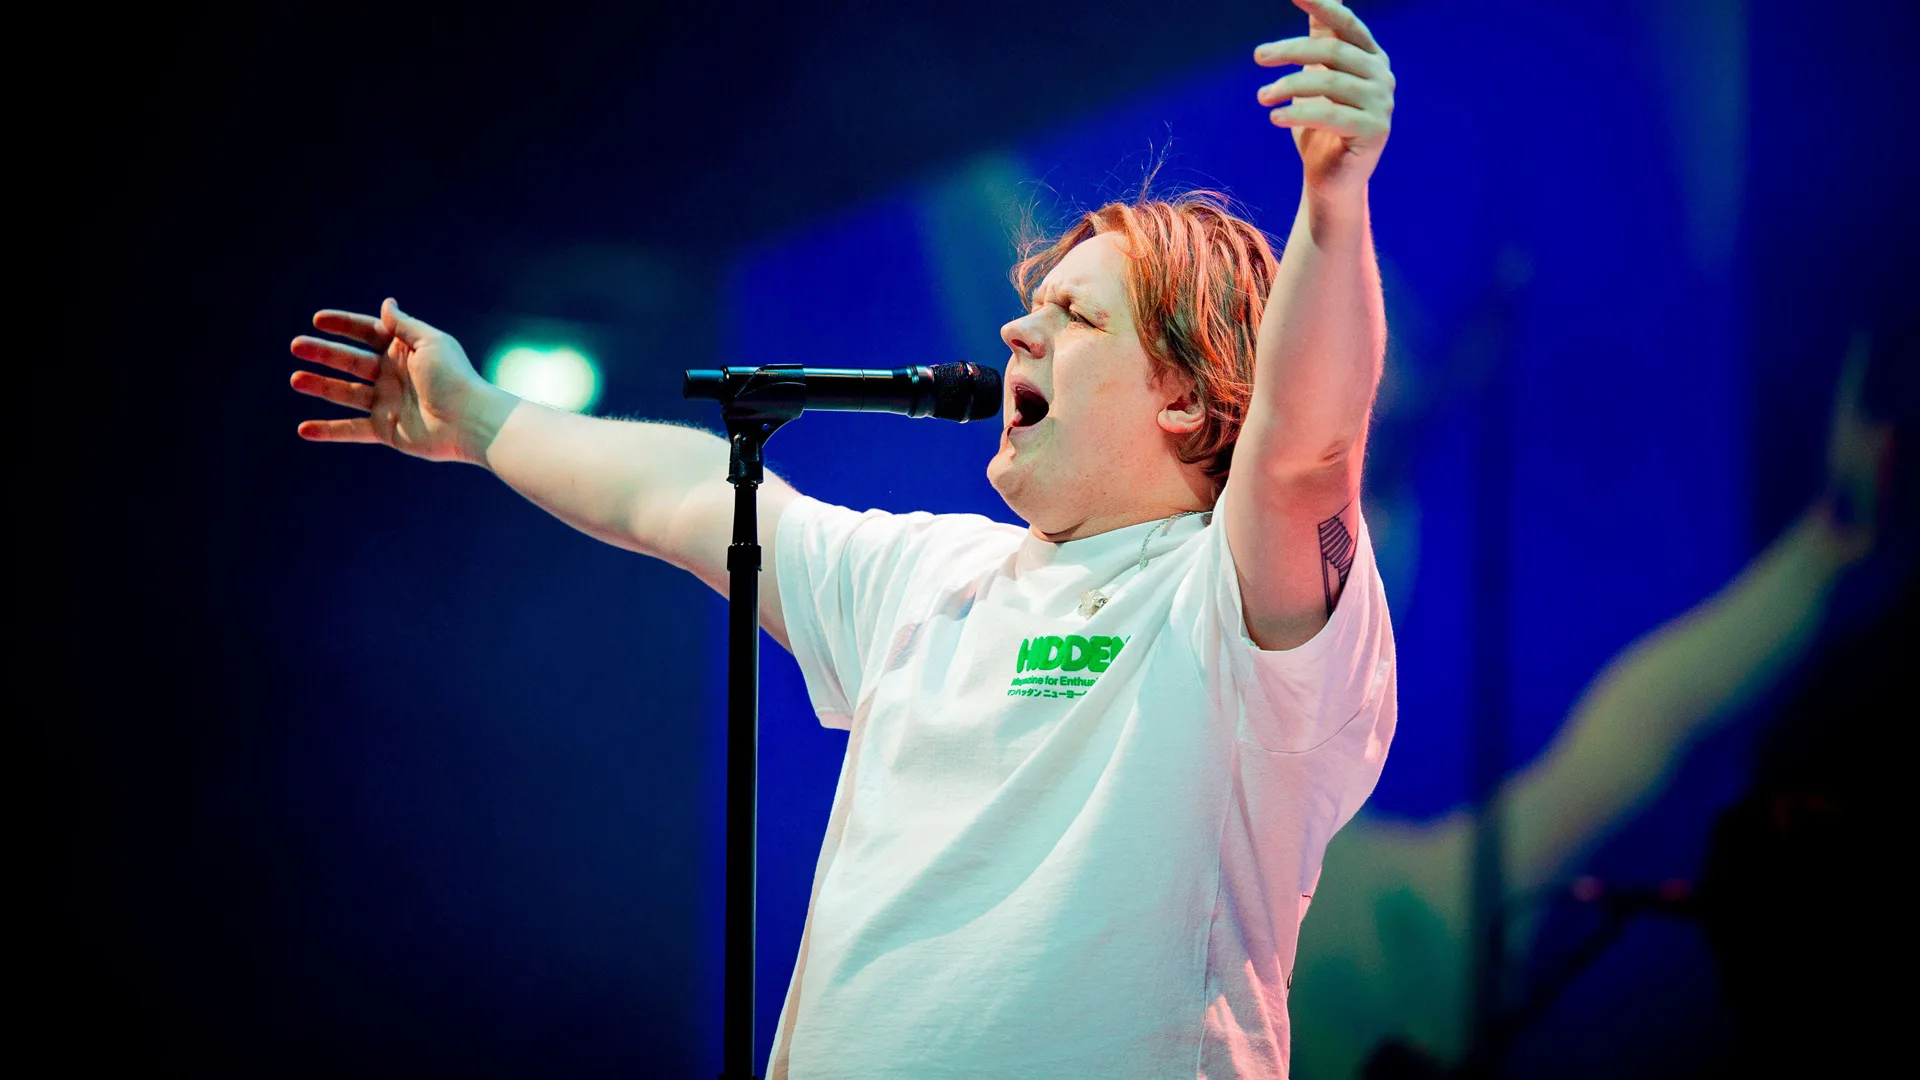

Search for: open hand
xmin=1256 ymin=0 xmax=1395 ymax=198
xmin=289 ymin=299 xmax=507 ymax=465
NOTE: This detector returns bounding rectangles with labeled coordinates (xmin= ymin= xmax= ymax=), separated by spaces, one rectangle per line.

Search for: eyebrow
xmin=1033 ymin=282 xmax=1088 ymax=311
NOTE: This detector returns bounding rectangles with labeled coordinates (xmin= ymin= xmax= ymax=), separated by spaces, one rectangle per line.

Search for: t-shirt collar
xmin=1014 ymin=509 xmax=1212 ymax=574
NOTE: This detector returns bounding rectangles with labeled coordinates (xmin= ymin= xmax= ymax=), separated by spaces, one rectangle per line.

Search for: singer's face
xmin=988 ymin=232 xmax=1185 ymax=536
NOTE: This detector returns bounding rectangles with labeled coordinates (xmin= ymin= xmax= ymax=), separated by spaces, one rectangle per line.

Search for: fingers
xmin=1258 ymin=69 xmax=1385 ymax=111
xmin=290 ymin=369 xmax=376 ymax=412
xmin=1291 ymin=0 xmax=1384 ymax=54
xmin=313 ymin=309 xmax=392 ymax=351
xmin=1255 ymin=7 xmax=1395 ymax=141
xmin=291 ymin=335 xmax=382 ymax=381
xmin=381 ymin=298 xmax=439 ymax=346
xmin=1255 ymin=36 xmax=1388 ymax=80
xmin=1269 ymin=99 xmax=1384 ymax=139
xmin=296 ymin=417 xmax=381 ymax=443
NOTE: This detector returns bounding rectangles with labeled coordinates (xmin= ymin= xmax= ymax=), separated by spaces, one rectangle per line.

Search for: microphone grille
xmin=929 ymin=362 xmax=1002 ymax=422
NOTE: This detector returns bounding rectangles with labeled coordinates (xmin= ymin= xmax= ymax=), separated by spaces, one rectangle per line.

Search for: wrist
xmin=456 ymin=379 xmax=522 ymax=470
xmin=1299 ymin=183 xmax=1370 ymax=241
xmin=1807 ymin=494 xmax=1873 ymax=567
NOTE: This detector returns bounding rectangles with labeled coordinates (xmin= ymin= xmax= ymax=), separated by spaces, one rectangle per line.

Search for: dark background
xmin=35 ymin=1 xmax=1919 ymax=1077
xmin=40 ymin=3 xmax=1302 ymax=1074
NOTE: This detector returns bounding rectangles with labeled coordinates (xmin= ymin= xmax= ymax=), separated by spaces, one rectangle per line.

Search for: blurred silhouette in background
xmin=1286 ymin=330 xmax=1904 ymax=1080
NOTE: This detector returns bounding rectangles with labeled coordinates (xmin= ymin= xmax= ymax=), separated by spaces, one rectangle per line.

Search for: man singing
xmin=289 ymin=2 xmax=1397 ymax=1075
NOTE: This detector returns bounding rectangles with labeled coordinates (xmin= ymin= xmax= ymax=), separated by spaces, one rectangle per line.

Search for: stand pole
xmin=684 ymin=363 xmax=988 ymax=1074
xmin=721 ymin=428 xmax=770 ymax=1080
xmin=688 ymin=368 xmax=804 ymax=1080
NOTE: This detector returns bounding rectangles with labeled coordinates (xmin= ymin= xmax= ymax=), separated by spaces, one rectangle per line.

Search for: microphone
xmin=682 ymin=363 xmax=1001 ymax=422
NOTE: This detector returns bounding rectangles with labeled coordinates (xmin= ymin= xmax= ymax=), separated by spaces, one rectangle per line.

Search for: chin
xmin=987 ymin=447 xmax=1042 ymax=522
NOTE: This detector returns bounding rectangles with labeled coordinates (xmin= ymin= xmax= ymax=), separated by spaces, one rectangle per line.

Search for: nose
xmin=1001 ymin=311 xmax=1047 ymax=361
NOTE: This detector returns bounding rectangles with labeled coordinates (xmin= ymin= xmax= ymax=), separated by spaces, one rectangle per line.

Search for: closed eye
xmin=1026 ymin=296 xmax=1096 ymax=329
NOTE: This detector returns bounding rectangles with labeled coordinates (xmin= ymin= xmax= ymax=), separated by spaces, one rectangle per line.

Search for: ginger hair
xmin=1011 ymin=190 xmax=1279 ymax=481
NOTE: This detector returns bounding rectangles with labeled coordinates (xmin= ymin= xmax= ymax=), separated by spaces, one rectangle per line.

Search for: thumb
xmin=381 ymin=298 xmax=437 ymax=346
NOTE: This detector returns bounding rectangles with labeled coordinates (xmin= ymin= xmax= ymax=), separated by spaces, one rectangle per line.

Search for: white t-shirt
xmin=769 ymin=484 xmax=1397 ymax=1079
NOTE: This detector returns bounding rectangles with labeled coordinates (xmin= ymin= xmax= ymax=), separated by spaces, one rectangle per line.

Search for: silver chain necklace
xmin=1077 ymin=509 xmax=1209 ymax=618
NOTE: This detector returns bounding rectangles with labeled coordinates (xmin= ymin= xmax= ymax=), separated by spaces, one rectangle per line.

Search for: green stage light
xmin=485 ymin=343 xmax=601 ymax=413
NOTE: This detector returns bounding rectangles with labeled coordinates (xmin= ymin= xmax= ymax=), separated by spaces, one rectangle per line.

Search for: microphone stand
xmin=686 ymin=362 xmax=993 ymax=1077
xmin=689 ymin=368 xmax=808 ymax=1080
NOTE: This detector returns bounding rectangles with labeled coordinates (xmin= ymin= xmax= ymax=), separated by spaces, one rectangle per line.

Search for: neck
xmin=1031 ymin=468 xmax=1216 ymax=544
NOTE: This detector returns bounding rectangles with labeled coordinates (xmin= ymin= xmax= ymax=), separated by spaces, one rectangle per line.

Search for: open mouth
xmin=1011 ymin=382 xmax=1050 ymax=428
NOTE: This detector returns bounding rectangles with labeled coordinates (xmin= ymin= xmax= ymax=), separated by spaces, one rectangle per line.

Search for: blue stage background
xmin=36 ymin=1 xmax=1916 ymax=1077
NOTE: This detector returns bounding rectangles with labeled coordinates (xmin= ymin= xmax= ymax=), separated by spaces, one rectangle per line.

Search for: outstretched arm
xmin=290 ymin=300 xmax=798 ymax=647
xmin=1225 ymin=0 xmax=1394 ymax=649
xmin=1503 ymin=338 xmax=1892 ymax=893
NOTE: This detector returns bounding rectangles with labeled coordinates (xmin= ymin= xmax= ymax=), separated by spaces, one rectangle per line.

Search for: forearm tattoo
xmin=1317 ymin=504 xmax=1356 ymax=618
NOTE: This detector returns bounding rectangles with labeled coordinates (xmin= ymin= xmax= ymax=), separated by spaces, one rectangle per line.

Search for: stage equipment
xmin=686 ymin=361 xmax=999 ymax=1080
xmin=684 ymin=363 xmax=1001 ymax=421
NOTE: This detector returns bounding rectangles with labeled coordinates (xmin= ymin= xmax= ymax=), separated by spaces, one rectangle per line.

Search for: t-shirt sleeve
xmin=1201 ymin=485 xmax=1398 ymax=774
xmin=773 ymin=495 xmax=951 ymax=730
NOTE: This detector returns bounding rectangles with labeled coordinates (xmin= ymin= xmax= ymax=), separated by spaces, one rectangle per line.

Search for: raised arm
xmin=1502 ymin=337 xmax=1892 ymax=893
xmin=1224 ymin=0 xmax=1393 ymax=649
xmin=1501 ymin=505 xmax=1862 ymax=893
xmin=289 ymin=299 xmax=798 ymax=647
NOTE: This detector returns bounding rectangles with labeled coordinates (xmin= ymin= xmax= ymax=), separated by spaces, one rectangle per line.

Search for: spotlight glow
xmin=486 ymin=344 xmax=601 ymax=413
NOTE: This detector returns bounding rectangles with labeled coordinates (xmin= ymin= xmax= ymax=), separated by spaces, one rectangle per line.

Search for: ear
xmin=1155 ymin=370 xmax=1206 ymax=436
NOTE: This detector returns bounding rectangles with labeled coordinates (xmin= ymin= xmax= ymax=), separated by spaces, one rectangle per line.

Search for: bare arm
xmin=1504 ymin=336 xmax=1892 ymax=891
xmin=1502 ymin=506 xmax=1859 ymax=893
xmin=482 ymin=404 xmax=798 ymax=647
xmin=1226 ymin=0 xmax=1393 ymax=649
xmin=289 ymin=300 xmax=797 ymax=646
